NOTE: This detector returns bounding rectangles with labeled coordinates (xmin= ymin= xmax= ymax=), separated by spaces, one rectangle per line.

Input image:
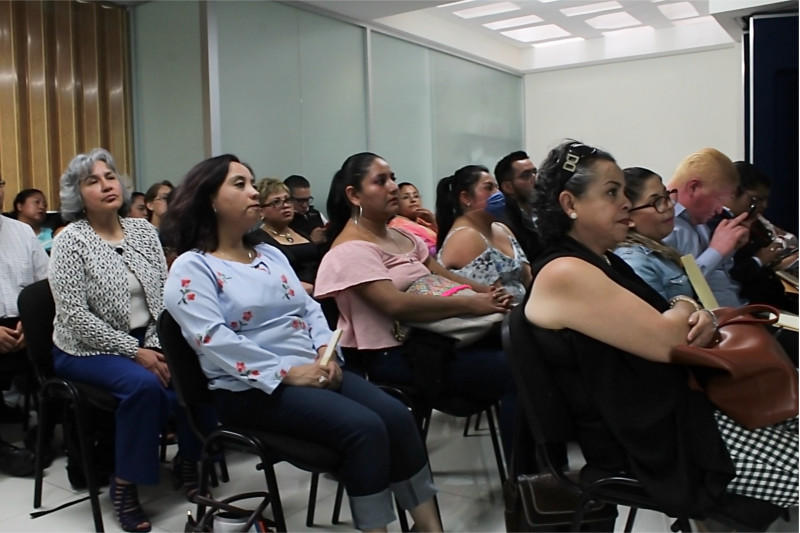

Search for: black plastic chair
xmin=157 ymin=310 xmax=345 ymax=532
xmin=17 ymin=279 xmax=116 ymax=533
xmin=501 ymin=305 xmax=785 ymax=532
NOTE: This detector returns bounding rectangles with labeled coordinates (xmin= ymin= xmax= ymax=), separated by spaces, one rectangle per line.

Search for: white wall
xmin=524 ymin=44 xmax=745 ymax=180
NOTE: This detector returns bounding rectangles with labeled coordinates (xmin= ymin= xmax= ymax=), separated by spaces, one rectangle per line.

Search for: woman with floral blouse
xmin=161 ymin=154 xmax=441 ymax=533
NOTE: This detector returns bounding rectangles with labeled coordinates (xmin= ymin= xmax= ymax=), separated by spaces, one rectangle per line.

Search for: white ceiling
xmin=294 ymin=0 xmax=797 ymax=73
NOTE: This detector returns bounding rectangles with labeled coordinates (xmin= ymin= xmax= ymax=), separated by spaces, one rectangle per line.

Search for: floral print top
xmin=438 ymin=224 xmax=529 ymax=304
xmin=164 ymin=244 xmax=337 ymax=394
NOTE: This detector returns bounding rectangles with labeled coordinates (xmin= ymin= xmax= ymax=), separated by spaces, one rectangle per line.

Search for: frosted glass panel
xmin=215 ymin=2 xmax=366 ymax=211
xmin=297 ymin=10 xmax=368 ymax=202
xmin=216 ymin=1 xmax=302 ymax=179
xmin=371 ymin=33 xmax=435 ymax=204
xmin=133 ymin=1 xmax=205 ymax=189
xmin=431 ymin=52 xmax=523 ymax=180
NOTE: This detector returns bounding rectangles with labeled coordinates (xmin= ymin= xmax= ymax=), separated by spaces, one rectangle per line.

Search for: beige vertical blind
xmin=0 ymin=0 xmax=132 ymax=212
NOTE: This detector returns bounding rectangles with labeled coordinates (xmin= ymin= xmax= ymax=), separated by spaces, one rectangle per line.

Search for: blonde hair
xmin=256 ymin=178 xmax=289 ymax=203
xmin=668 ymin=148 xmax=738 ymax=190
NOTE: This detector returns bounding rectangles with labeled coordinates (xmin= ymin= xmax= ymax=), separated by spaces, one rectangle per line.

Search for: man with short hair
xmin=0 ymin=174 xmax=48 ymax=476
xmin=663 ymin=148 xmax=750 ymax=307
xmin=712 ymin=161 xmax=797 ymax=311
xmin=284 ymin=174 xmax=327 ymax=244
xmin=494 ymin=150 xmax=541 ymax=262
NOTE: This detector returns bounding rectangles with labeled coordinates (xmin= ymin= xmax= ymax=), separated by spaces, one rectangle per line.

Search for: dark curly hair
xmin=533 ymin=139 xmax=616 ymax=247
xmin=160 ymin=154 xmax=247 ymax=254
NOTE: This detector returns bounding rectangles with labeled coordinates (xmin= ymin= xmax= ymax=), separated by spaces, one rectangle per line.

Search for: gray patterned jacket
xmin=49 ymin=217 xmax=167 ymax=357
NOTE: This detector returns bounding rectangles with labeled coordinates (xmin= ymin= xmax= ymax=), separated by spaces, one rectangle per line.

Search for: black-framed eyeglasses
xmin=557 ymin=143 xmax=597 ymax=189
xmin=261 ymin=197 xmax=293 ymax=209
xmin=629 ymin=189 xmax=678 ymax=214
xmin=291 ymin=196 xmax=313 ymax=205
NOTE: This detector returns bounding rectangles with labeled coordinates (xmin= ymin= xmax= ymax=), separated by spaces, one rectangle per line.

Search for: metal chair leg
xmin=331 ymin=481 xmax=345 ymax=524
xmin=624 ymin=506 xmax=639 ymax=532
xmin=485 ymin=407 xmax=506 ymax=485
xmin=306 ymin=472 xmax=320 ymax=527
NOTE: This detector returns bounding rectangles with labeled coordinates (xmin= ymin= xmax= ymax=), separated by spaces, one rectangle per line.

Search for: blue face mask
xmin=484 ymin=190 xmax=507 ymax=219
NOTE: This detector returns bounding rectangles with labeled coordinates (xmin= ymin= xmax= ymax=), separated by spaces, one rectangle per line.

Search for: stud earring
xmin=569 ymin=212 xmax=578 ymax=220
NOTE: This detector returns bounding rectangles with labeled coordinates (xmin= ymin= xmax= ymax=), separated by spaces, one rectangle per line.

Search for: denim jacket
xmin=613 ymin=244 xmax=693 ymax=301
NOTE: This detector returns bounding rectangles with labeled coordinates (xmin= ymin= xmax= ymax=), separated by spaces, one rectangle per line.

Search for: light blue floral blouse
xmin=164 ymin=244 xmax=336 ymax=395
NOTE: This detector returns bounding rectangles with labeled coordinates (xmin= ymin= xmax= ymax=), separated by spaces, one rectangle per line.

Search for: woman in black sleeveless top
xmin=522 ymin=140 xmax=797 ymax=516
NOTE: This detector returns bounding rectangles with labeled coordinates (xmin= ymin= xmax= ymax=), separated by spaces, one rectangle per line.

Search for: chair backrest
xmin=501 ymin=306 xmax=576 ymax=469
xmin=157 ymin=309 xmax=214 ymax=409
xmin=17 ymin=279 xmax=56 ymax=387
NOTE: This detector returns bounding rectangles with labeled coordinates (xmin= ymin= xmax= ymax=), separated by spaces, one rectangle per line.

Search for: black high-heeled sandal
xmin=170 ymin=454 xmax=199 ymax=500
xmin=109 ymin=477 xmax=151 ymax=532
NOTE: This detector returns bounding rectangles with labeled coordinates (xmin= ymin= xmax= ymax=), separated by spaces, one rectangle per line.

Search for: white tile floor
xmin=0 ymin=413 xmax=796 ymax=533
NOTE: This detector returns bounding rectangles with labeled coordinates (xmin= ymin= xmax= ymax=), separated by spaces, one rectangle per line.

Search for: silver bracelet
xmin=700 ymin=308 xmax=718 ymax=330
xmin=668 ymin=295 xmax=702 ymax=312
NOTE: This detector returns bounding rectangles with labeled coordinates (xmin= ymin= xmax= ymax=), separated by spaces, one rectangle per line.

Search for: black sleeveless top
xmin=526 ymin=236 xmax=733 ymax=517
xmin=248 ymin=229 xmax=322 ymax=284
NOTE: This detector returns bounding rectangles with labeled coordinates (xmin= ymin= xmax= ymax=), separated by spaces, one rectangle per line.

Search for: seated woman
xmin=250 ymin=178 xmax=323 ymax=295
xmin=144 ymin=180 xmax=173 ymax=230
xmin=613 ymin=167 xmax=692 ymax=300
xmin=162 ymin=154 xmax=441 ymax=533
xmin=435 ymin=165 xmax=531 ymax=305
xmin=314 ymin=152 xmax=516 ymax=452
xmin=523 ymin=140 xmax=797 ymax=516
xmin=49 ymin=149 xmax=211 ymax=533
xmin=12 ymin=188 xmax=54 ymax=253
xmin=388 ymin=182 xmax=438 ymax=256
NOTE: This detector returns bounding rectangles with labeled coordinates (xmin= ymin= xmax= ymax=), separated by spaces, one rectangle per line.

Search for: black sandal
xmin=109 ymin=477 xmax=151 ymax=532
xmin=169 ymin=454 xmax=199 ymax=500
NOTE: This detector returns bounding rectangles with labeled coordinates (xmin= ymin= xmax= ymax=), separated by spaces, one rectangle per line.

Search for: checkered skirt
xmin=714 ymin=410 xmax=799 ymax=507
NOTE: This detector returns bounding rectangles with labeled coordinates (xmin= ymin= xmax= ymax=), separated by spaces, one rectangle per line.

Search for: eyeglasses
xmin=629 ymin=189 xmax=678 ymax=214
xmin=557 ymin=143 xmax=597 ymax=190
xmin=261 ymin=197 xmax=293 ymax=209
xmin=291 ymin=196 xmax=313 ymax=205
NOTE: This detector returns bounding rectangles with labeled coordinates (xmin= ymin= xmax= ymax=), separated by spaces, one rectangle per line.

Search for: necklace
xmin=216 ymin=247 xmax=255 ymax=263
xmin=262 ymin=224 xmax=294 ymax=243
xmin=356 ymin=221 xmax=415 ymax=262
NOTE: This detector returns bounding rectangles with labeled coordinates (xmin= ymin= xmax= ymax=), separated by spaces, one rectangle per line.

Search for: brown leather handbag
xmin=669 ymin=304 xmax=798 ymax=430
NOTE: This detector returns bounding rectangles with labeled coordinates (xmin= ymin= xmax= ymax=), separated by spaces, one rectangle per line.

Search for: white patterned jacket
xmin=49 ymin=217 xmax=167 ymax=357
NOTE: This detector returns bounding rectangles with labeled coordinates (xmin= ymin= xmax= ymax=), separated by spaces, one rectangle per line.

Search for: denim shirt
xmin=613 ymin=244 xmax=693 ymax=301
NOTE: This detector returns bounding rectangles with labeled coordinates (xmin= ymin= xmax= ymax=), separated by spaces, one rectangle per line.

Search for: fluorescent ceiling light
xmin=538 ymin=0 xmax=560 ymax=3
xmin=560 ymin=1 xmax=621 ymax=17
xmin=438 ymin=0 xmax=474 ymax=8
xmin=585 ymin=11 xmax=640 ymax=30
xmin=532 ymin=37 xmax=585 ymax=48
xmin=657 ymin=2 xmax=699 ymax=20
xmin=672 ymin=15 xmax=715 ymax=26
xmin=502 ymin=24 xmax=571 ymax=42
xmin=453 ymin=1 xmax=520 ymax=19
xmin=602 ymin=25 xmax=654 ymax=38
xmin=484 ymin=14 xmax=543 ymax=30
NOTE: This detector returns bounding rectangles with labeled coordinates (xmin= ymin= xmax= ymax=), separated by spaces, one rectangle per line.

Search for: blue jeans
xmin=51 ymin=333 xmax=215 ymax=485
xmin=212 ymin=371 xmax=436 ymax=530
xmin=348 ymin=341 xmax=517 ymax=461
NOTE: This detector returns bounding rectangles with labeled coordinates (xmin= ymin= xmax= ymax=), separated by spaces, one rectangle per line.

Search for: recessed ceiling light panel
xmin=585 ymin=11 xmax=641 ymax=30
xmin=501 ymin=24 xmax=571 ymax=43
xmin=532 ymin=37 xmax=586 ymax=48
xmin=438 ymin=0 xmax=475 ymax=8
xmin=560 ymin=1 xmax=621 ymax=17
xmin=657 ymin=2 xmax=700 ymax=20
xmin=484 ymin=14 xmax=543 ymax=30
xmin=453 ymin=1 xmax=520 ymax=19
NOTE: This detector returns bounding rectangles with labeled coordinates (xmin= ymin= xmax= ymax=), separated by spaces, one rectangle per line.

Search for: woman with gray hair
xmin=49 ymin=148 xmax=210 ymax=532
